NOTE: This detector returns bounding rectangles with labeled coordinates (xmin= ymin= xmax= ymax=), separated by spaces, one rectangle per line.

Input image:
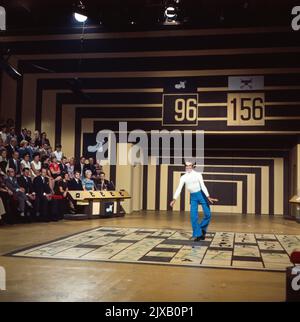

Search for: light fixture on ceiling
xmin=74 ymin=1 xmax=88 ymax=23
xmin=163 ymin=1 xmax=180 ymax=25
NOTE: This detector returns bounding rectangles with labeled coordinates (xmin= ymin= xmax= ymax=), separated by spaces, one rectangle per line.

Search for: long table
xmin=68 ymin=190 xmax=131 ymax=219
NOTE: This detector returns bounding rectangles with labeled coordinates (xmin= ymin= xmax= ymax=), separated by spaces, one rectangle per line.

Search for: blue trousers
xmin=190 ymin=191 xmax=211 ymax=238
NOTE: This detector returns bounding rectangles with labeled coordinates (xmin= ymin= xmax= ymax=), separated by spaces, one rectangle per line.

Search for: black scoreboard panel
xmin=162 ymin=94 xmax=199 ymax=126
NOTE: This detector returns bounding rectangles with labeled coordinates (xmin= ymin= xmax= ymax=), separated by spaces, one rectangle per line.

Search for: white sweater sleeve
xmin=199 ymin=173 xmax=210 ymax=197
xmin=173 ymin=175 xmax=185 ymax=200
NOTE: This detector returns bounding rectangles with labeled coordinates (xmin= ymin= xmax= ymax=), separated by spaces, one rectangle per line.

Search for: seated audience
xmin=18 ymin=128 xmax=31 ymax=144
xmin=49 ymin=155 xmax=61 ymax=179
xmin=18 ymin=140 xmax=31 ymax=160
xmin=33 ymin=167 xmax=53 ymax=222
xmin=74 ymin=156 xmax=86 ymax=178
xmin=59 ymin=156 xmax=68 ymax=176
xmin=84 ymin=157 xmax=96 ymax=176
xmin=54 ymin=172 xmax=72 ymax=216
xmin=31 ymin=152 xmax=41 ymax=177
xmin=6 ymin=137 xmax=18 ymax=159
xmin=0 ymin=173 xmax=14 ymax=224
xmin=40 ymin=132 xmax=50 ymax=147
xmin=0 ymin=149 xmax=8 ymax=175
xmin=7 ymin=151 xmax=21 ymax=176
xmin=54 ymin=144 xmax=63 ymax=162
xmin=66 ymin=157 xmax=75 ymax=179
xmin=27 ymin=130 xmax=32 ymax=143
xmin=5 ymin=168 xmax=32 ymax=217
xmin=38 ymin=143 xmax=48 ymax=158
xmin=82 ymin=170 xmax=96 ymax=191
xmin=18 ymin=168 xmax=36 ymax=220
xmin=68 ymin=170 xmax=83 ymax=191
xmin=98 ymin=172 xmax=114 ymax=191
xmin=33 ymin=130 xmax=41 ymax=147
xmin=21 ymin=153 xmax=31 ymax=173
xmin=28 ymin=140 xmax=38 ymax=157
xmin=6 ymin=127 xmax=18 ymax=144
xmin=0 ymin=124 xmax=8 ymax=144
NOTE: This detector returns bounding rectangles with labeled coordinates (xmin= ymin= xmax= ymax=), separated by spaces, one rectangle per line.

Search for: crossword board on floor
xmin=7 ymin=226 xmax=300 ymax=272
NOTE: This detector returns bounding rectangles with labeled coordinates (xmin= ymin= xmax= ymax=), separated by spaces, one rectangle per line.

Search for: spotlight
xmin=165 ymin=6 xmax=177 ymax=20
xmin=74 ymin=12 xmax=88 ymax=22
xmin=163 ymin=1 xmax=180 ymax=25
xmin=0 ymin=50 xmax=22 ymax=80
xmin=73 ymin=1 xmax=88 ymax=22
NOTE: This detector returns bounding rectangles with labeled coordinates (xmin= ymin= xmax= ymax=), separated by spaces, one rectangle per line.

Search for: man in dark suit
xmin=5 ymin=168 xmax=32 ymax=218
xmin=68 ymin=170 xmax=83 ymax=191
xmin=18 ymin=167 xmax=36 ymax=220
xmin=6 ymin=138 xmax=18 ymax=159
xmin=67 ymin=170 xmax=84 ymax=214
xmin=18 ymin=128 xmax=31 ymax=144
xmin=98 ymin=172 xmax=114 ymax=191
xmin=59 ymin=156 xmax=68 ymax=176
xmin=33 ymin=167 xmax=53 ymax=222
xmin=74 ymin=156 xmax=86 ymax=178
xmin=7 ymin=151 xmax=21 ymax=176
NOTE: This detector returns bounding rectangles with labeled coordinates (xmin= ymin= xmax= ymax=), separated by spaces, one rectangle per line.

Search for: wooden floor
xmin=0 ymin=211 xmax=299 ymax=302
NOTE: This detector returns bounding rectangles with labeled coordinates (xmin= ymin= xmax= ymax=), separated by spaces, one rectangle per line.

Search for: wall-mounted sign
xmin=227 ymin=93 xmax=265 ymax=126
xmin=228 ymin=76 xmax=264 ymax=91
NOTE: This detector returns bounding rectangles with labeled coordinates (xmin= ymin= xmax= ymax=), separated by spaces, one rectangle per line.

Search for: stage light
xmin=73 ymin=1 xmax=88 ymax=22
xmin=163 ymin=0 xmax=180 ymax=25
xmin=165 ymin=6 xmax=177 ymax=20
xmin=0 ymin=58 xmax=22 ymax=80
xmin=74 ymin=12 xmax=87 ymax=22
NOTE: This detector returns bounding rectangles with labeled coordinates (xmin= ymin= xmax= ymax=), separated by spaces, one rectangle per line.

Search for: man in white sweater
xmin=170 ymin=161 xmax=218 ymax=241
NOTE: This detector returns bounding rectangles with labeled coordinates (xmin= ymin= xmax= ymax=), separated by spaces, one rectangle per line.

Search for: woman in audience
xmin=67 ymin=157 xmax=75 ymax=179
xmin=53 ymin=172 xmax=71 ymax=218
xmin=19 ymin=140 xmax=31 ymax=160
xmin=49 ymin=155 xmax=61 ymax=179
xmin=31 ymin=152 xmax=41 ymax=177
xmin=82 ymin=169 xmax=96 ymax=191
xmin=21 ymin=153 xmax=31 ymax=173
xmin=41 ymin=132 xmax=50 ymax=147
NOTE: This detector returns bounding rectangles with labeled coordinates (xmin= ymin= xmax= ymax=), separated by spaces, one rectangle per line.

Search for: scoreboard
xmin=162 ymin=76 xmax=266 ymax=128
